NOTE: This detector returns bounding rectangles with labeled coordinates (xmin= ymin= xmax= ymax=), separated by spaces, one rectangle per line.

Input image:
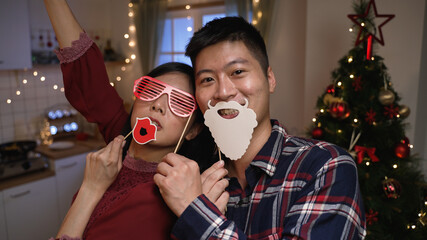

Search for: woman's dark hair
xmin=120 ymin=62 xmax=217 ymax=172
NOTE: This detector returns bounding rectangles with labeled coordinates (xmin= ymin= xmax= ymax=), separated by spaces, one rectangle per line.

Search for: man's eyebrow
xmin=196 ymin=69 xmax=214 ymax=77
xmin=224 ymin=58 xmax=249 ymax=69
xmin=196 ymin=58 xmax=249 ymax=77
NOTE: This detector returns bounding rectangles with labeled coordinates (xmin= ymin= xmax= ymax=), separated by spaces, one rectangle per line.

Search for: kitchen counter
xmin=36 ymin=137 xmax=106 ymax=160
xmin=0 ymin=169 xmax=55 ymax=191
xmin=0 ymin=137 xmax=106 ymax=190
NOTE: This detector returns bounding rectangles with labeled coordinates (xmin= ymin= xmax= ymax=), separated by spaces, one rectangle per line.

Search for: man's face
xmin=194 ymin=41 xmax=276 ymax=126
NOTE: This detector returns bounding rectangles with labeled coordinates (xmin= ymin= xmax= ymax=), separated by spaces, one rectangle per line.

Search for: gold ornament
xmin=378 ymin=88 xmax=395 ymax=105
xmin=323 ymin=94 xmax=341 ymax=105
xmin=398 ymin=105 xmax=410 ymax=118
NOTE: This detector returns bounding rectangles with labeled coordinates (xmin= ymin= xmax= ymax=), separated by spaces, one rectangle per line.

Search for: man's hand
xmin=154 ymin=153 xmax=202 ymax=217
xmin=80 ymin=135 xmax=125 ymax=196
xmin=154 ymin=154 xmax=229 ymax=217
xmin=201 ymin=160 xmax=229 ymax=214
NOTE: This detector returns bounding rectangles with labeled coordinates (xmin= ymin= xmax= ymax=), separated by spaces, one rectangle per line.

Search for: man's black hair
xmin=185 ymin=16 xmax=269 ymax=76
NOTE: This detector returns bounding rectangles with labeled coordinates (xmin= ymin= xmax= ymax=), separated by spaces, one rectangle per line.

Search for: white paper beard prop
xmin=204 ymin=99 xmax=258 ymax=160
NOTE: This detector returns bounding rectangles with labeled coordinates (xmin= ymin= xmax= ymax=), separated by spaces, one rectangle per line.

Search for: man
xmin=154 ymin=17 xmax=366 ymax=239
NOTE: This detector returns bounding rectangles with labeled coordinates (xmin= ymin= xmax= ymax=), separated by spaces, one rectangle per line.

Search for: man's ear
xmin=185 ymin=121 xmax=204 ymax=141
xmin=267 ymin=66 xmax=276 ymax=93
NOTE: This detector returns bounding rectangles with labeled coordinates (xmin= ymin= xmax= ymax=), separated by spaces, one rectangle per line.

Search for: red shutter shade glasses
xmin=133 ymin=76 xmax=197 ymax=118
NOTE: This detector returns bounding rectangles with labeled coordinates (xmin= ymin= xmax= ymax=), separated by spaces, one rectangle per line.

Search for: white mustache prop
xmin=204 ymin=99 xmax=257 ymax=160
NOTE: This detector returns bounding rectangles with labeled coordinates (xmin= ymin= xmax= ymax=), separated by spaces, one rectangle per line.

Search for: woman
xmin=52 ymin=63 xmax=226 ymax=240
xmin=44 ymin=1 xmax=228 ymax=239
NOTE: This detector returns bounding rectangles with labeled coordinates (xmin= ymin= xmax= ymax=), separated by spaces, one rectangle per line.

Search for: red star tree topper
xmin=347 ymin=0 xmax=395 ymax=46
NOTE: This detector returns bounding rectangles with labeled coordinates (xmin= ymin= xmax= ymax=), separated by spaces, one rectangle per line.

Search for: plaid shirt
xmin=172 ymin=120 xmax=366 ymax=239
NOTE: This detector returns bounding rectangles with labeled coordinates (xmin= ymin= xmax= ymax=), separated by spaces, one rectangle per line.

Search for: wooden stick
xmin=174 ymin=113 xmax=193 ymax=153
xmin=218 ymin=147 xmax=222 ymax=161
xmin=123 ymin=130 xmax=132 ymax=140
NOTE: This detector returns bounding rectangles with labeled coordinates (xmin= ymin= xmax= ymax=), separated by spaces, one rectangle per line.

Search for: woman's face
xmin=130 ymin=72 xmax=196 ymax=148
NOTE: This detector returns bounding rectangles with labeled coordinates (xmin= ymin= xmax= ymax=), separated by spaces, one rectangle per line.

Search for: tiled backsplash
xmin=0 ymin=62 xmax=136 ymax=144
xmin=0 ymin=65 xmax=71 ymax=143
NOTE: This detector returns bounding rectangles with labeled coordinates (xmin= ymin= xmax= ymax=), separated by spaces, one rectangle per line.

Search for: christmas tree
xmin=308 ymin=0 xmax=427 ymax=239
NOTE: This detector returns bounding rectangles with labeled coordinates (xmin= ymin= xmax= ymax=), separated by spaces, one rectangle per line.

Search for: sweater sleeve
xmin=172 ymin=195 xmax=247 ymax=239
xmin=55 ymin=32 xmax=129 ymax=143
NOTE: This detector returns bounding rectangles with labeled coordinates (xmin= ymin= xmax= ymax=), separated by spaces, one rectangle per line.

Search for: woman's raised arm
xmin=44 ymin=0 xmax=83 ymax=48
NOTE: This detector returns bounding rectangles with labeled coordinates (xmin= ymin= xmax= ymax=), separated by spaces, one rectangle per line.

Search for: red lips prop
xmin=132 ymin=117 xmax=157 ymax=144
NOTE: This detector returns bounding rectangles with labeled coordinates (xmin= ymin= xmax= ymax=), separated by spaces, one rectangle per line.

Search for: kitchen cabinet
xmin=54 ymin=153 xmax=86 ymax=221
xmin=2 ymin=176 xmax=59 ymax=240
xmin=0 ymin=0 xmax=32 ymax=70
xmin=0 ymin=191 xmax=7 ymax=240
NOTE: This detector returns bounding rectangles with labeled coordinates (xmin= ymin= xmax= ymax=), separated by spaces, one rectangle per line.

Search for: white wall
xmin=65 ymin=0 xmax=140 ymax=106
xmin=414 ymin=2 xmax=427 ymax=176
xmin=268 ymin=0 xmax=426 ymax=173
xmin=268 ymin=0 xmax=307 ymax=135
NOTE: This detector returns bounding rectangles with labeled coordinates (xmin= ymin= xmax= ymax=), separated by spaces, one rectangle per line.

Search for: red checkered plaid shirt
xmin=172 ymin=120 xmax=366 ymax=239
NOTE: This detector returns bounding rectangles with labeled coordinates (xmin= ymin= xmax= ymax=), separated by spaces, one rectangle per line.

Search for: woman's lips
xmin=149 ymin=117 xmax=162 ymax=129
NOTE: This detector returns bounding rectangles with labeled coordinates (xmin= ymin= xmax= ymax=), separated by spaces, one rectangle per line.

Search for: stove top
xmin=0 ymin=153 xmax=50 ymax=180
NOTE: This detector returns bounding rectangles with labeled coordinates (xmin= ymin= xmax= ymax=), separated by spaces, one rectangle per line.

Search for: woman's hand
xmin=80 ymin=135 xmax=125 ymax=195
xmin=55 ymin=136 xmax=125 ymax=239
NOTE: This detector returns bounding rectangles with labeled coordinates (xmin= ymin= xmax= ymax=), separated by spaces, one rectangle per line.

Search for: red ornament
xmin=326 ymin=84 xmax=335 ymax=94
xmin=329 ymin=101 xmax=350 ymax=119
xmin=382 ymin=178 xmax=401 ymax=199
xmin=394 ymin=142 xmax=410 ymax=159
xmin=347 ymin=0 xmax=395 ymax=46
xmin=366 ymin=35 xmax=373 ymax=60
xmin=366 ymin=209 xmax=379 ymax=225
xmin=365 ymin=108 xmax=376 ymax=125
xmin=312 ymin=127 xmax=324 ymax=139
xmin=352 ymin=76 xmax=362 ymax=91
xmin=354 ymin=145 xmax=379 ymax=164
xmin=401 ymin=137 xmax=410 ymax=145
xmin=383 ymin=104 xmax=399 ymax=119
